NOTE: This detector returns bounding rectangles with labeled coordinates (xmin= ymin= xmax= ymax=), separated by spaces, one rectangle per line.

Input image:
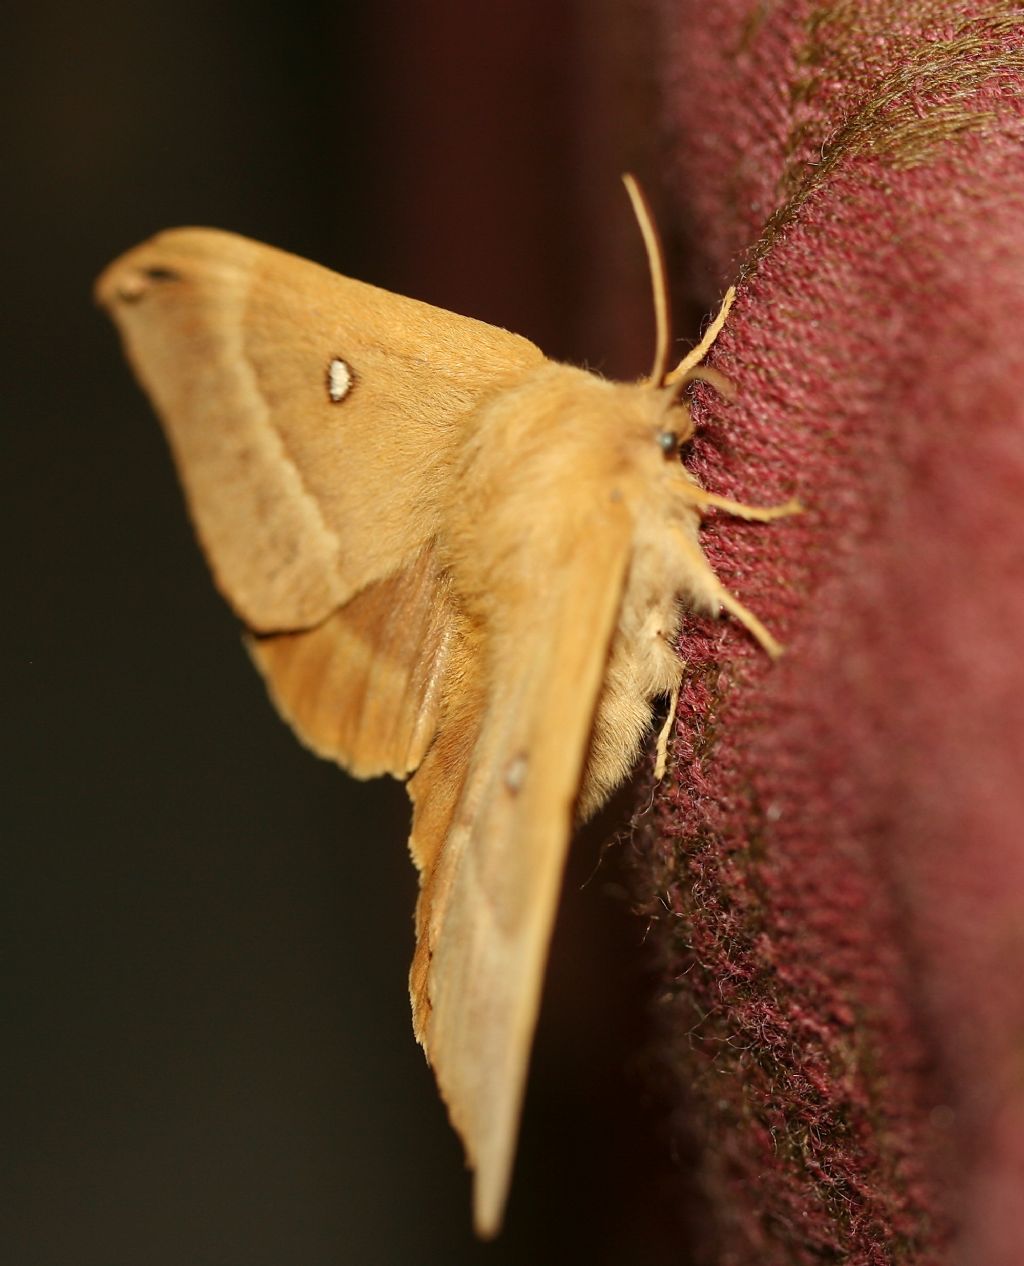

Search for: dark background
xmin=6 ymin=2 xmax=693 ymax=1262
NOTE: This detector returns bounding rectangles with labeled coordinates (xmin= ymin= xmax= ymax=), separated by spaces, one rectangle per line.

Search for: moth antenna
xmin=654 ymin=683 xmax=680 ymax=781
xmin=680 ymin=364 xmax=736 ymax=400
xmin=622 ymin=173 xmax=672 ymax=388
xmin=664 ymin=287 xmax=736 ymax=386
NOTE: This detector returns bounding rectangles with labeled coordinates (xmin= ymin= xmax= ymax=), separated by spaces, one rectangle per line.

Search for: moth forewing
xmin=409 ymin=472 xmax=634 ymax=1237
xmin=94 ymin=228 xmax=543 ymax=634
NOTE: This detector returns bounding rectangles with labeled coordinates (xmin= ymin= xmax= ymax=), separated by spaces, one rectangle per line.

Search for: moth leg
xmin=670 ymin=523 xmax=784 ymax=659
xmin=687 ymin=488 xmax=803 ymax=522
xmin=654 ymin=683 xmax=680 ymax=781
xmin=716 ymin=588 xmax=784 ymax=659
xmin=664 ymin=286 xmax=736 ymax=385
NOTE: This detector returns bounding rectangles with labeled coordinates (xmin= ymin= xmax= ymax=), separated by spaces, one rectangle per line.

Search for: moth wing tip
xmin=471 ymin=1165 xmax=511 ymax=1240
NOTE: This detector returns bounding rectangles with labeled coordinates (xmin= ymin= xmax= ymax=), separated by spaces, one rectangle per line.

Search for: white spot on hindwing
xmin=327 ymin=357 xmax=353 ymax=402
xmin=504 ymin=753 xmax=528 ymax=794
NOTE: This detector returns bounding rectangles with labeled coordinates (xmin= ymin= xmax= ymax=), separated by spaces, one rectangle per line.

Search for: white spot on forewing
xmin=327 ymin=357 xmax=352 ymax=402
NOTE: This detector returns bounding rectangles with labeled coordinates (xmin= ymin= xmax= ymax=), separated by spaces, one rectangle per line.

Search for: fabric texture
xmin=643 ymin=4 xmax=1024 ymax=1263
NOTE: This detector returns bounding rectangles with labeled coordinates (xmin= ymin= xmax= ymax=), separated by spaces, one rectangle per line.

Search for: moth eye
xmin=656 ymin=429 xmax=679 ymax=457
xmin=327 ymin=357 xmax=354 ymax=403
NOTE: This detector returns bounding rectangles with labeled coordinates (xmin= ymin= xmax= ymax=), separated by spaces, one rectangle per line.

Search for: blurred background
xmin=6 ymin=2 xmax=699 ymax=1261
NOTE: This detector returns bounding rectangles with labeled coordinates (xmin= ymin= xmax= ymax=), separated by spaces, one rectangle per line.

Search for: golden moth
xmin=96 ymin=176 xmax=794 ymax=1236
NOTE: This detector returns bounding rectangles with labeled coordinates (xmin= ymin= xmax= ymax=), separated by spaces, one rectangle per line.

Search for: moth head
xmin=651 ymin=392 xmax=696 ymax=462
xmin=584 ymin=376 xmax=697 ymax=483
xmin=652 ymin=361 xmax=734 ymax=460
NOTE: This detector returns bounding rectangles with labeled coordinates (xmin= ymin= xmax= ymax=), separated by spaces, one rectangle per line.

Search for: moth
xmin=96 ymin=177 xmax=794 ymax=1236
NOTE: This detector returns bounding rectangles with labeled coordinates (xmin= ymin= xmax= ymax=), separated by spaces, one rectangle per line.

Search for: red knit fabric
xmin=642 ymin=5 xmax=1024 ymax=1263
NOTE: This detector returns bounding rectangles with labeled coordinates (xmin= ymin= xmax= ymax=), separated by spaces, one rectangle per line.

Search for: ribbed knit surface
xmin=638 ymin=5 xmax=1024 ymax=1262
